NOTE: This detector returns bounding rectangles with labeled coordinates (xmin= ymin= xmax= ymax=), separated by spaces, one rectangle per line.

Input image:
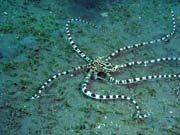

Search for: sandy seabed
xmin=0 ymin=0 xmax=180 ymax=135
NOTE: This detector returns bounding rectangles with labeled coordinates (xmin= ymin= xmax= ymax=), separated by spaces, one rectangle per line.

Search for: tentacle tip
xmin=143 ymin=113 xmax=151 ymax=118
xmin=133 ymin=112 xmax=151 ymax=120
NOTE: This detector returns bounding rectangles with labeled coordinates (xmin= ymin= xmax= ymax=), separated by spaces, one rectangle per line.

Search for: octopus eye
xmin=107 ymin=65 xmax=112 ymax=68
xmin=94 ymin=61 xmax=98 ymax=64
xmin=106 ymin=63 xmax=112 ymax=67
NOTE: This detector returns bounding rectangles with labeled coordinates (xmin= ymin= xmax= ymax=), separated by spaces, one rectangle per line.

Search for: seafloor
xmin=0 ymin=0 xmax=179 ymax=135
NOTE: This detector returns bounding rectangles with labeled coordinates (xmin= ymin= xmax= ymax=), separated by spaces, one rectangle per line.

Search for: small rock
xmin=101 ymin=12 xmax=109 ymax=17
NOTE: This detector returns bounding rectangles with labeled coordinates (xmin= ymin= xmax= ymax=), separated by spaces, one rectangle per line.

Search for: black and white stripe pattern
xmin=31 ymin=65 xmax=87 ymax=99
xmin=32 ymin=9 xmax=177 ymax=120
xmin=105 ymin=10 xmax=176 ymax=61
xmin=116 ymin=57 xmax=180 ymax=69
xmin=81 ymin=70 xmax=150 ymax=119
xmin=107 ymin=57 xmax=180 ymax=85
xmin=65 ymin=18 xmax=100 ymax=63
xmin=108 ymin=73 xmax=180 ymax=85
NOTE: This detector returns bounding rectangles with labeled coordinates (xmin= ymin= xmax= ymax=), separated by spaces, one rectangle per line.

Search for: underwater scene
xmin=0 ymin=0 xmax=179 ymax=135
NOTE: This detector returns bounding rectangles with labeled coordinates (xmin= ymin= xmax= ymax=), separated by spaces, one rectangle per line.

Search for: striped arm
xmin=81 ymin=70 xmax=150 ymax=119
xmin=108 ymin=73 xmax=180 ymax=85
xmin=115 ymin=57 xmax=180 ymax=70
xmin=31 ymin=65 xmax=87 ymax=100
xmin=66 ymin=18 xmax=100 ymax=62
xmin=105 ymin=10 xmax=176 ymax=61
